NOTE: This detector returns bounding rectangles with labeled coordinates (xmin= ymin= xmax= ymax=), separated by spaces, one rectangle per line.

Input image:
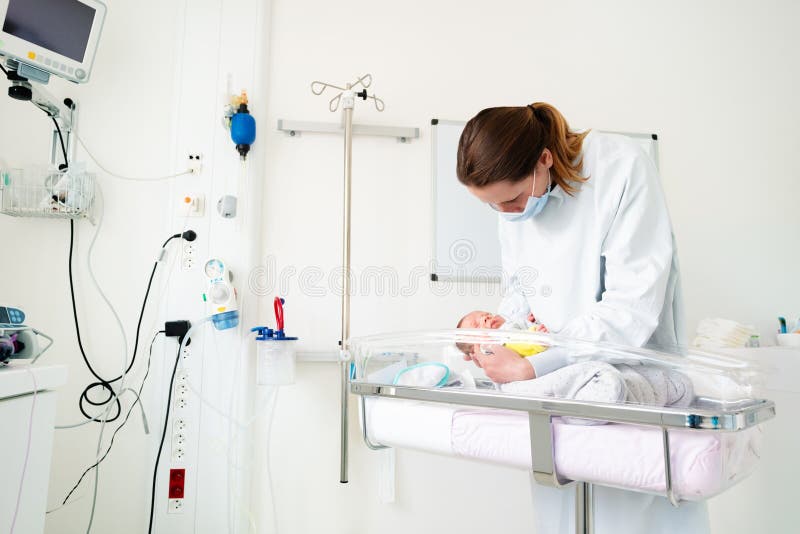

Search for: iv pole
xmin=310 ymin=74 xmax=384 ymax=483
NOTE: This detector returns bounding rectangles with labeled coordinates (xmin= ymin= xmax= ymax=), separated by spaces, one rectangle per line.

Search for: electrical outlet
xmin=167 ymin=467 xmax=186 ymax=513
xmin=176 ymin=397 xmax=188 ymax=409
xmin=173 ymin=432 xmax=186 ymax=447
xmin=169 ymin=468 xmax=186 ymax=496
xmin=172 ymin=447 xmax=186 ymax=463
xmin=175 ymin=371 xmax=188 ymax=384
xmin=187 ymin=153 xmax=203 ymax=173
xmin=181 ymin=242 xmax=198 ymax=272
xmin=177 ymin=193 xmax=204 ymax=217
xmin=173 ymin=418 xmax=187 ymax=432
xmin=168 ymin=498 xmax=184 ymax=514
xmin=175 ymin=383 xmax=188 ymax=396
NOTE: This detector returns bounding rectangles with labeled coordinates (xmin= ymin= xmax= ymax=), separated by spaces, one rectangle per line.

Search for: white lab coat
xmin=497 ymin=131 xmax=710 ymax=534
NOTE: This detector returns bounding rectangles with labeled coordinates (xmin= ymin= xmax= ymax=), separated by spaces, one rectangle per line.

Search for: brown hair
xmin=456 ymin=102 xmax=589 ymax=195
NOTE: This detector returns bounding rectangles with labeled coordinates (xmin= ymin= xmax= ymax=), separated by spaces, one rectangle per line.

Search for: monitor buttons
xmin=44 ymin=58 xmax=52 ymax=66
xmin=75 ymin=69 xmax=86 ymax=80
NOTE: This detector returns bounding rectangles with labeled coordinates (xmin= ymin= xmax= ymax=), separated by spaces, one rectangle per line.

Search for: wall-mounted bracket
xmin=277 ymin=119 xmax=419 ymax=143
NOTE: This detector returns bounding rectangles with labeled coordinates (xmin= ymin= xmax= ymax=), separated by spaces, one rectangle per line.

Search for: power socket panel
xmin=187 ymin=153 xmax=203 ymax=174
xmin=168 ymin=498 xmax=184 ymax=514
xmin=172 ymin=447 xmax=186 ymax=463
xmin=181 ymin=242 xmax=197 ymax=272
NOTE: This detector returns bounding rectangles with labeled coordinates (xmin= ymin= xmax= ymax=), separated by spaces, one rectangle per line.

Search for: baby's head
xmin=455 ymin=311 xmax=505 ymax=355
xmin=457 ymin=311 xmax=505 ymax=330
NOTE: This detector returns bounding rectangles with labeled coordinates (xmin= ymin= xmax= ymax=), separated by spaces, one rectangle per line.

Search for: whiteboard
xmin=430 ymin=119 xmax=659 ymax=282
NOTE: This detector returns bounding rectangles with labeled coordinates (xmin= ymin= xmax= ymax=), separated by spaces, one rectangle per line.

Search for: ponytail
xmin=457 ymin=102 xmax=589 ymax=195
xmin=528 ymin=102 xmax=588 ymax=195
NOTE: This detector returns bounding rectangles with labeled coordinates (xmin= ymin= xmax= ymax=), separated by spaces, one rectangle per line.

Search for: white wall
xmin=1 ymin=0 xmax=798 ymax=533
xmin=262 ymin=1 xmax=798 ymax=533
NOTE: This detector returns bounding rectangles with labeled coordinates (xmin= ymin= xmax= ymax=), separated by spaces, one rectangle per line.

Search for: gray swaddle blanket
xmin=499 ymin=360 xmax=694 ymax=408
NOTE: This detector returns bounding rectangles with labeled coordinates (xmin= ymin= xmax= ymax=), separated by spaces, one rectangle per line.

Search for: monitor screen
xmin=3 ymin=0 xmax=96 ymax=62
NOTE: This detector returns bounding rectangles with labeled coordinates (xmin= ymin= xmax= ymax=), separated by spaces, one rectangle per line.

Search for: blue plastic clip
xmin=250 ymin=326 xmax=274 ymax=341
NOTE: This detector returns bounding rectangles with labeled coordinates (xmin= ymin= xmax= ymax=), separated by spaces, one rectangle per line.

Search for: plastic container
xmin=351 ymin=329 xmax=762 ymax=404
xmin=211 ymin=310 xmax=239 ymax=330
xmin=252 ymin=326 xmax=297 ymax=385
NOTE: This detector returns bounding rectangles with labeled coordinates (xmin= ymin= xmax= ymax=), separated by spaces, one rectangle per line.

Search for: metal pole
xmin=575 ymin=482 xmax=594 ymax=534
xmin=339 ymin=91 xmax=354 ymax=484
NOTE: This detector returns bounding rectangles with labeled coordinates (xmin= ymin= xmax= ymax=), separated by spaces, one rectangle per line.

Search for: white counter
xmin=0 ymin=364 xmax=68 ymax=400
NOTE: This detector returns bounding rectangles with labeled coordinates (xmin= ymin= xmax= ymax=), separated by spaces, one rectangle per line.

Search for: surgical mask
xmin=498 ymin=169 xmax=551 ymax=222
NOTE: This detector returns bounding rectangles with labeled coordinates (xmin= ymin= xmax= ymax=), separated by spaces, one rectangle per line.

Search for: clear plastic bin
xmin=252 ymin=327 xmax=297 ymax=385
xmin=352 ymin=329 xmax=762 ymax=405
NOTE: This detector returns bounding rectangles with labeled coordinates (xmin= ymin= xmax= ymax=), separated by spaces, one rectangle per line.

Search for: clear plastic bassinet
xmin=348 ymin=329 xmax=776 ymax=504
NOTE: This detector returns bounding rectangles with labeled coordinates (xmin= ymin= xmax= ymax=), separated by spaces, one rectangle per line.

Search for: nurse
xmin=456 ymin=102 xmax=709 ymax=534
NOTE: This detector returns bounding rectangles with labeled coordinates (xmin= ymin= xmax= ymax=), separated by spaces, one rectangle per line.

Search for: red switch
xmin=169 ymin=468 xmax=186 ymax=499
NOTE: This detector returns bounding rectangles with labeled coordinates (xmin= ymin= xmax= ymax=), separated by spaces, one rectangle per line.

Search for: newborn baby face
xmin=460 ymin=311 xmax=506 ymax=329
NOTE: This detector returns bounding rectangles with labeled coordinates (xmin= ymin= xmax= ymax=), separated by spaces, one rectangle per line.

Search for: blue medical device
xmin=0 ymin=306 xmax=53 ymax=363
xmin=230 ymin=91 xmax=256 ymax=160
xmin=203 ymin=258 xmax=239 ymax=330
xmin=0 ymin=305 xmax=25 ymax=325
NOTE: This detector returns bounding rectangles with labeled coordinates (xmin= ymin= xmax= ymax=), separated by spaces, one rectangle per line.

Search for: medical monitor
xmin=0 ymin=0 xmax=106 ymax=83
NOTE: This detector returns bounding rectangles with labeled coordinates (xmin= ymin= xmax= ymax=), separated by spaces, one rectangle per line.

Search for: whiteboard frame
xmin=430 ymin=118 xmax=504 ymax=283
xmin=430 ymin=118 xmax=660 ymax=284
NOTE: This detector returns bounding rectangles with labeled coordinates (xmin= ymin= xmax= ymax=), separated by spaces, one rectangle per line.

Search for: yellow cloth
xmin=504 ymin=326 xmax=547 ymax=356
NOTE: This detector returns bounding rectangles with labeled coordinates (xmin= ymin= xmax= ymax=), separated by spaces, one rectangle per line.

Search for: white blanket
xmin=500 ymin=361 xmax=694 ymax=408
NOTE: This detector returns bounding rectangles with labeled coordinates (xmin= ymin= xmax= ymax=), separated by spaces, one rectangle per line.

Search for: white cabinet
xmin=0 ymin=365 xmax=67 ymax=534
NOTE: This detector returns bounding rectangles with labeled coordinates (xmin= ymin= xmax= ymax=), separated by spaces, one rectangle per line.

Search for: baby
xmin=456 ymin=311 xmax=695 ymax=410
xmin=456 ymin=310 xmax=547 ymax=357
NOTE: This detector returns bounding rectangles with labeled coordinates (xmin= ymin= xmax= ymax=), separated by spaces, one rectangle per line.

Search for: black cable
xmin=0 ymin=63 xmax=8 ymax=76
xmin=126 ymin=235 xmax=181 ymax=379
xmin=104 ymin=233 xmax=179 ymax=382
xmin=52 ymin=117 xmax=69 ymax=168
xmin=60 ymin=331 xmax=164 ymax=506
xmin=69 ymin=229 xmax=194 ymax=423
xmin=148 ymin=339 xmax=184 ymax=534
xmin=69 ymin=219 xmax=122 ymax=422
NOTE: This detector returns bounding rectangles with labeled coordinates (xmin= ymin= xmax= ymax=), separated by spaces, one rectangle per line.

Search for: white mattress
xmin=365 ymin=398 xmax=763 ymax=501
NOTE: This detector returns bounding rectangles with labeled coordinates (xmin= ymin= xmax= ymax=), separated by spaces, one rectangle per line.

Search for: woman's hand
xmin=472 ymin=345 xmax=535 ymax=383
